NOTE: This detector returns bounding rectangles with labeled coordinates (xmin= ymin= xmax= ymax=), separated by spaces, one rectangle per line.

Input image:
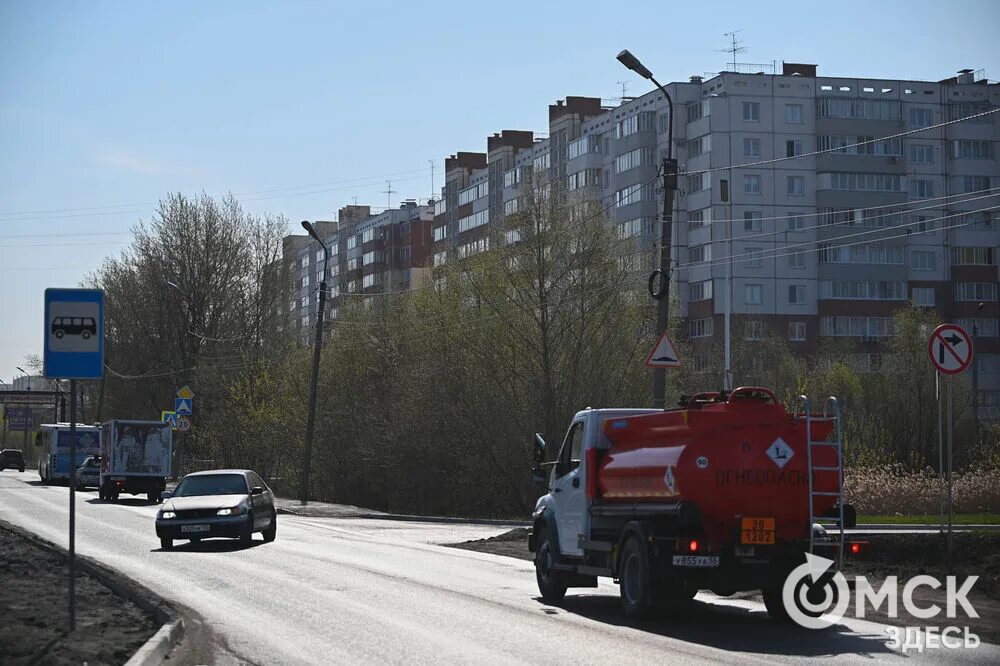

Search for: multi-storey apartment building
xmin=429 ymin=63 xmax=999 ymax=415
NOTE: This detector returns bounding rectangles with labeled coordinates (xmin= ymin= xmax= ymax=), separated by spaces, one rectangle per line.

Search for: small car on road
xmin=155 ymin=469 xmax=276 ymax=550
xmin=75 ymin=456 xmax=101 ymax=490
xmin=0 ymin=449 xmax=26 ymax=472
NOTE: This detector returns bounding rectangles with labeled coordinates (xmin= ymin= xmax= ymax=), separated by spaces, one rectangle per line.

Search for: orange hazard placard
xmin=741 ymin=517 xmax=775 ymax=544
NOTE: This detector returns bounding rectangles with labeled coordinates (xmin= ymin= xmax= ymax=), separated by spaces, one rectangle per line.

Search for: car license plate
xmin=672 ymin=555 xmax=720 ymax=568
xmin=181 ymin=525 xmax=210 ymax=533
xmin=741 ymin=517 xmax=775 ymax=544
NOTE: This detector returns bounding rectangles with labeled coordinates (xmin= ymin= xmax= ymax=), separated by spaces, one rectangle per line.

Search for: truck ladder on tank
xmin=798 ymin=395 xmax=845 ymax=568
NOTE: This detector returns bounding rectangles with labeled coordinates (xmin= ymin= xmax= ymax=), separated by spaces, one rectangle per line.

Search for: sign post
xmin=43 ymin=288 xmax=105 ymax=633
xmin=927 ymin=323 xmax=973 ymax=570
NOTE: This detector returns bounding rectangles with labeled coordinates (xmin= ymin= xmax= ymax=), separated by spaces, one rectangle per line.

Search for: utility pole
xmin=299 ymin=221 xmax=330 ymax=505
xmin=617 ymin=49 xmax=678 ymax=410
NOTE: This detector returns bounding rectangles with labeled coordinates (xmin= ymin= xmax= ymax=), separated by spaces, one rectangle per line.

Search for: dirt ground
xmin=448 ymin=529 xmax=1000 ymax=643
xmin=0 ymin=524 xmax=158 ymax=666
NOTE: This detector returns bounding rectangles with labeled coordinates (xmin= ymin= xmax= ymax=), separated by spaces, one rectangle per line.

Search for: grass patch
xmin=858 ymin=513 xmax=1000 ymax=525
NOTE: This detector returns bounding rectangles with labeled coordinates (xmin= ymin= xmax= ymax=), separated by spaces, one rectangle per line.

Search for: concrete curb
xmin=276 ymin=505 xmax=529 ymax=528
xmin=0 ymin=519 xmax=185 ymax=666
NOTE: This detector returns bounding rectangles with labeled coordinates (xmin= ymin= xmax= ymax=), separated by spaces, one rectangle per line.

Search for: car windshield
xmin=173 ymin=474 xmax=248 ymax=497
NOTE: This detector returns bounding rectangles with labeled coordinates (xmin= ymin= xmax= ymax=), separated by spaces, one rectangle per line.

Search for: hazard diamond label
xmin=766 ymin=437 xmax=794 ymax=469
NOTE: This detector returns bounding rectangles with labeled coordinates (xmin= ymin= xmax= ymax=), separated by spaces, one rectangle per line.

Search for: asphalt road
xmin=1 ymin=471 xmax=996 ymax=665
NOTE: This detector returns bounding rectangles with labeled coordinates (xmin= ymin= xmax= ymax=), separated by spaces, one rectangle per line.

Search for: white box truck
xmin=99 ymin=420 xmax=173 ymax=503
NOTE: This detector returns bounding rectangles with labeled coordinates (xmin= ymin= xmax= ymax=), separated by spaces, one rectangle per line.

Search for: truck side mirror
xmin=533 ymin=433 xmax=546 ymax=464
xmin=160 ymin=491 xmax=172 ymax=501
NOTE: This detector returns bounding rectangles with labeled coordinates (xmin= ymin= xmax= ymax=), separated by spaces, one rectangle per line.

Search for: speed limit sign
xmin=177 ymin=416 xmax=192 ymax=433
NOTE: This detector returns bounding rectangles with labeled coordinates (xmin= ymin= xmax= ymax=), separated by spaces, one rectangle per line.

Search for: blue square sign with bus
xmin=43 ymin=288 xmax=105 ymax=380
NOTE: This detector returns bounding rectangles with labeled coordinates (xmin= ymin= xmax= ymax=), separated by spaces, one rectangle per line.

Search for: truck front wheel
xmin=534 ymin=530 xmax=567 ymax=603
xmin=620 ymin=535 xmax=655 ymax=620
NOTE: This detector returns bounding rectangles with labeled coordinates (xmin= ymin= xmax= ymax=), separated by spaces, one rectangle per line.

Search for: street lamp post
xmin=617 ymin=49 xmax=678 ymax=410
xmin=15 ymin=366 xmax=29 ymax=448
xmin=299 ymin=221 xmax=330 ymax=505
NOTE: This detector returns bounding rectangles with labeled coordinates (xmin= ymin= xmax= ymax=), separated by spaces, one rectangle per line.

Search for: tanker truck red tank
xmin=528 ymin=387 xmax=860 ymax=620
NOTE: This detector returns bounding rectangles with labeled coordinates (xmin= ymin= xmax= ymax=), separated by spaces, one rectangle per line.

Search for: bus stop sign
xmin=43 ymin=288 xmax=105 ymax=380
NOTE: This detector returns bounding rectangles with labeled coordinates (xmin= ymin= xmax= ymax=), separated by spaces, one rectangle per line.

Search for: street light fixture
xmin=16 ymin=366 xmax=30 ymax=391
xmin=299 ymin=220 xmax=330 ymax=505
xmin=617 ymin=49 xmax=678 ymax=409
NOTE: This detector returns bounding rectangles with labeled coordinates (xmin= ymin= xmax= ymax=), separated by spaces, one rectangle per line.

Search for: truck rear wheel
xmin=534 ymin=530 xmax=567 ymax=603
xmin=620 ymin=535 xmax=655 ymax=620
xmin=763 ymin=570 xmax=839 ymax=623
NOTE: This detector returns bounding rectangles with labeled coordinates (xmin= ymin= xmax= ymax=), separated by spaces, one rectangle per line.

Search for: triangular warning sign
xmin=645 ymin=331 xmax=682 ymax=368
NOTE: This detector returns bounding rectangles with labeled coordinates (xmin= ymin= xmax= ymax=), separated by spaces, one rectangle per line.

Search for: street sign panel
xmin=175 ymin=397 xmax=192 ymax=416
xmin=644 ymin=331 xmax=682 ymax=368
xmin=177 ymin=416 xmax=192 ymax=433
xmin=6 ymin=407 xmax=33 ymax=431
xmin=928 ymin=323 xmax=973 ymax=375
xmin=43 ymin=289 xmax=105 ymax=380
xmin=161 ymin=411 xmax=178 ymax=430
xmin=176 ymin=385 xmax=195 ymax=400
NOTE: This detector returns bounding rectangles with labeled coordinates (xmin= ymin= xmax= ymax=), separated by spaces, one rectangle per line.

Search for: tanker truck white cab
xmin=528 ymin=388 xmax=861 ymax=621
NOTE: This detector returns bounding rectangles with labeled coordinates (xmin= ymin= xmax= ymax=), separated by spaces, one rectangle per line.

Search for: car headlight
xmin=217 ymin=506 xmax=245 ymax=516
xmin=160 ymin=511 xmax=176 ymax=520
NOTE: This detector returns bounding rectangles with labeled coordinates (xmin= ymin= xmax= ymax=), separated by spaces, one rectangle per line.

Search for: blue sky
xmin=1 ymin=0 xmax=997 ymax=385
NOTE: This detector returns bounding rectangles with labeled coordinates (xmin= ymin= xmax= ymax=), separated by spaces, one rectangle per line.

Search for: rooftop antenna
xmin=382 ymin=180 xmax=396 ymax=209
xmin=352 ymin=196 xmax=359 ymax=206
xmin=429 ymin=160 xmax=435 ymax=200
xmin=717 ymin=30 xmax=747 ymax=72
xmin=616 ymin=80 xmax=630 ymax=100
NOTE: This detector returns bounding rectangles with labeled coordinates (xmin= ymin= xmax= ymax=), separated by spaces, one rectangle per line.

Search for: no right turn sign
xmin=928 ymin=324 xmax=973 ymax=375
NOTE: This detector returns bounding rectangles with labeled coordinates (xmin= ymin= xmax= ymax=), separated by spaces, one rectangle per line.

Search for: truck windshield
xmin=173 ymin=474 xmax=248 ymax=497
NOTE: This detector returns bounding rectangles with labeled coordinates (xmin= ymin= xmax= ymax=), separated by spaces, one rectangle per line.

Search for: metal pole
xmin=937 ymin=371 xmax=944 ymax=534
xmin=946 ymin=375 xmax=954 ymax=569
xmin=69 ymin=379 xmax=77 ymax=631
xmin=650 ymin=78 xmax=675 ymax=410
xmin=299 ymin=222 xmax=330 ymax=505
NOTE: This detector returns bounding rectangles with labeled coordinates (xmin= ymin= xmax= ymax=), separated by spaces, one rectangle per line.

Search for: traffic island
xmin=0 ymin=521 xmax=179 ymax=666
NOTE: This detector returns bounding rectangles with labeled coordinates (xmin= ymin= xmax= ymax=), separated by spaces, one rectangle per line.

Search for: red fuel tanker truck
xmin=528 ymin=387 xmax=859 ymax=620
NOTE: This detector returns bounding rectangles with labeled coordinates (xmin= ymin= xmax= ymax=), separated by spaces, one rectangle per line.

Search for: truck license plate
xmin=181 ymin=525 xmax=210 ymax=533
xmin=672 ymin=555 xmax=720 ymax=568
xmin=741 ymin=517 xmax=775 ymax=544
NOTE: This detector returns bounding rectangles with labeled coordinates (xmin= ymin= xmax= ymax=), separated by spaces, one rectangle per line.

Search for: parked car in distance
xmin=155 ymin=469 xmax=276 ymax=550
xmin=76 ymin=456 xmax=101 ymax=490
xmin=0 ymin=449 xmax=26 ymax=472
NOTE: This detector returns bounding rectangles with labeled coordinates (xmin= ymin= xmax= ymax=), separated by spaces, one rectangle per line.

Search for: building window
xmin=978 ymin=354 xmax=1000 ymax=375
xmin=819 ymin=99 xmax=901 ymax=120
xmin=687 ymin=173 xmax=707 ymax=193
xmin=910 ymin=179 xmax=935 ymax=199
xmin=568 ymin=136 xmax=600 ymax=160
xmin=458 ymin=210 xmax=489 ymax=233
xmin=616 ymin=183 xmax=649 ymax=207
xmin=951 ymin=247 xmax=996 ymax=266
xmin=955 ymin=282 xmax=997 ymax=302
xmin=743 ymin=211 xmax=763 ymax=232
xmin=347 ymin=235 xmax=357 ymax=251
xmin=742 ymin=102 xmax=760 ymax=122
xmin=688 ymin=208 xmax=711 ymax=230
xmin=301 ymin=275 xmax=309 ymax=288
xmin=433 ymin=226 xmax=447 ymax=242
xmin=787 ymin=175 xmax=805 ymax=196
xmin=788 ymin=284 xmax=806 ymax=304
xmin=347 ymin=257 xmax=360 ymax=272
xmin=398 ymin=246 xmax=411 ymax=262
xmin=744 ymin=320 xmax=763 ymax=340
xmin=689 ymin=280 xmax=713 ymax=301
xmin=912 ymin=287 xmax=935 ymax=307
xmin=820 ymin=316 xmax=895 ymax=338
xmin=910 ymin=144 xmax=934 ymax=164
xmin=789 ymin=321 xmax=806 ymax=341
xmin=827 ymin=172 xmax=903 ymax=192
xmin=689 ymin=317 xmax=714 ymax=338
xmin=788 ymin=251 xmax=805 ymax=269
xmin=745 ymin=247 xmax=764 ymax=268
xmin=911 ymin=250 xmax=936 ymax=271
xmin=953 ymin=140 xmax=994 ymax=160
xmin=743 ymin=138 xmax=761 ymax=158
xmin=744 ymin=174 xmax=762 ymax=194
xmin=785 ymin=104 xmax=803 ymax=124
xmin=786 ymin=140 xmax=803 ymax=157
xmin=964 ymin=176 xmax=991 ymax=193
xmin=820 ymin=280 xmax=907 ymax=300
xmin=617 ymin=217 xmax=654 ymax=240
xmin=745 ymin=284 xmax=763 ymax=304
xmin=503 ymin=198 xmax=519 ymax=216
xmin=687 ymin=135 xmax=711 ymax=157
xmin=956 ymin=318 xmax=998 ymax=337
xmin=689 ymin=244 xmax=712 ymax=263
xmin=786 ymin=214 xmax=805 ymax=232
xmin=615 ymin=148 xmax=653 ymax=174
xmin=908 ymin=107 xmax=934 ymax=127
